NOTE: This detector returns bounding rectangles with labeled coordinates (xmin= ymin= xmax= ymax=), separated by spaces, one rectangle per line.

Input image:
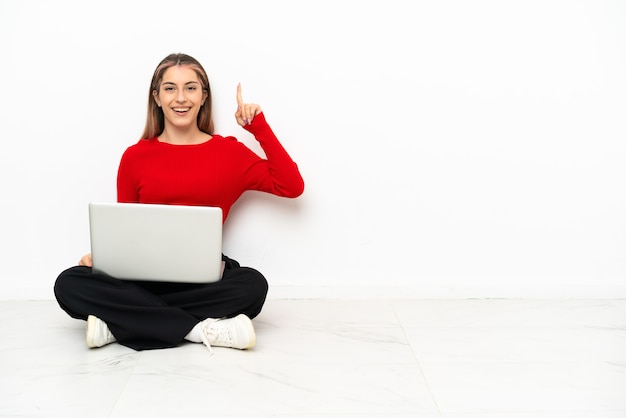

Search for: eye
xmin=163 ymin=86 xmax=175 ymax=92
xmin=186 ymin=85 xmax=197 ymax=91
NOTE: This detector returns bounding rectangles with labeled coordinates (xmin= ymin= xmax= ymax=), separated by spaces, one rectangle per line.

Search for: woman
xmin=54 ymin=53 xmax=304 ymax=353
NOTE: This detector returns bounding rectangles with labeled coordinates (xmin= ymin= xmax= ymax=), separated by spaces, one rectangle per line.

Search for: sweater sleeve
xmin=117 ymin=146 xmax=140 ymax=203
xmin=242 ymin=112 xmax=304 ymax=198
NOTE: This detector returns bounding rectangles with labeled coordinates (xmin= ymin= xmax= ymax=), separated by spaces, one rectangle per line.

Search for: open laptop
xmin=89 ymin=202 xmax=223 ymax=283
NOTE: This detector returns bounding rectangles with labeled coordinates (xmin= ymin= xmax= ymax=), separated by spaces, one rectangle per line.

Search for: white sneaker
xmin=200 ymin=314 xmax=256 ymax=352
xmin=86 ymin=315 xmax=116 ymax=348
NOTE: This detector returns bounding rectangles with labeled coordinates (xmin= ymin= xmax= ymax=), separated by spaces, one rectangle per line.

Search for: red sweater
xmin=117 ymin=112 xmax=304 ymax=222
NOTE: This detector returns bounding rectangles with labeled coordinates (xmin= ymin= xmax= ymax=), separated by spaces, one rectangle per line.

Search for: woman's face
xmin=153 ymin=65 xmax=207 ymax=131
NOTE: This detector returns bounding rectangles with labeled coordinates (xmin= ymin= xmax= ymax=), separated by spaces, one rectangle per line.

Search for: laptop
xmin=89 ymin=202 xmax=223 ymax=283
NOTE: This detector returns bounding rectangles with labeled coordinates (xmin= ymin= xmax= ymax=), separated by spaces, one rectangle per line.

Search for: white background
xmin=1 ymin=0 xmax=625 ymax=299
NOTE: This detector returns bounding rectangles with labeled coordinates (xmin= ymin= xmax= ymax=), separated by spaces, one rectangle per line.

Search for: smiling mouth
xmin=172 ymin=107 xmax=191 ymax=114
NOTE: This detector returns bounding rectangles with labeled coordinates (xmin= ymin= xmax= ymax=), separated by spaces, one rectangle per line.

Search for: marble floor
xmin=1 ymin=298 xmax=625 ymax=417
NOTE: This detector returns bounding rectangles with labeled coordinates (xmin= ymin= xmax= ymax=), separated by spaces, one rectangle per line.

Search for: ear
xmin=152 ymin=90 xmax=161 ymax=107
xmin=202 ymin=89 xmax=208 ymax=106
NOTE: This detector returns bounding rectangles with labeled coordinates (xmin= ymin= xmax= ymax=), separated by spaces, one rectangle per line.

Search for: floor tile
xmin=421 ymin=361 xmax=626 ymax=415
xmin=112 ymin=350 xmax=438 ymax=416
xmin=403 ymin=326 xmax=626 ymax=363
xmin=1 ymin=298 xmax=625 ymax=417
xmin=392 ymin=299 xmax=626 ymax=328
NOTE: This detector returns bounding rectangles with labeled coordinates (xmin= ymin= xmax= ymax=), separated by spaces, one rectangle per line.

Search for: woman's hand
xmin=235 ymin=83 xmax=262 ymax=126
xmin=78 ymin=254 xmax=92 ymax=267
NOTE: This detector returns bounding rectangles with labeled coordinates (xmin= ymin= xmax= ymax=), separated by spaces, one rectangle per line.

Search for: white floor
xmin=1 ymin=298 xmax=625 ymax=417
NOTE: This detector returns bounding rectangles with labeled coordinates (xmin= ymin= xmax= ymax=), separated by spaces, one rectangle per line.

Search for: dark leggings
xmin=53 ymin=255 xmax=268 ymax=351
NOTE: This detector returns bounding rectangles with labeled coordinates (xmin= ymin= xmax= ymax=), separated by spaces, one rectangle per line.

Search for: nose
xmin=176 ymin=88 xmax=186 ymax=102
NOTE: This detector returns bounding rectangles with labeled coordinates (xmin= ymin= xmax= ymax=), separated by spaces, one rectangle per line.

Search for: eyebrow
xmin=161 ymin=81 xmax=201 ymax=86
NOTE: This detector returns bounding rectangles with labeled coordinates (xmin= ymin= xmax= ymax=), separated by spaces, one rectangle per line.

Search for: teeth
xmin=173 ymin=108 xmax=190 ymax=112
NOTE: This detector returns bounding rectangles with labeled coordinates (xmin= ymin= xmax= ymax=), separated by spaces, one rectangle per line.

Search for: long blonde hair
xmin=141 ymin=53 xmax=214 ymax=139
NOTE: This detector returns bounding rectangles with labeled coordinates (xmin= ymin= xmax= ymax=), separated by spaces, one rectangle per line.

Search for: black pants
xmin=53 ymin=255 xmax=268 ymax=351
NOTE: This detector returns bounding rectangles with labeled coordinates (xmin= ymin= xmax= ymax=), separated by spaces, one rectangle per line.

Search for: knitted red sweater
xmin=117 ymin=112 xmax=304 ymax=222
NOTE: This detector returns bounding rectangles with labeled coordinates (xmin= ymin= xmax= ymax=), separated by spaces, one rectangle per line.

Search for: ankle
xmin=184 ymin=322 xmax=204 ymax=343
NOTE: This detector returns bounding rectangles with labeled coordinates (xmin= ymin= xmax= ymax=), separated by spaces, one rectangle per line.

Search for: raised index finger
xmin=236 ymin=83 xmax=243 ymax=108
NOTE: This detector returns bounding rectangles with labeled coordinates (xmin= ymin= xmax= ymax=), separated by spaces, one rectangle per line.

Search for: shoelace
xmin=199 ymin=318 xmax=218 ymax=355
xmin=200 ymin=318 xmax=233 ymax=355
xmin=200 ymin=331 xmax=214 ymax=355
